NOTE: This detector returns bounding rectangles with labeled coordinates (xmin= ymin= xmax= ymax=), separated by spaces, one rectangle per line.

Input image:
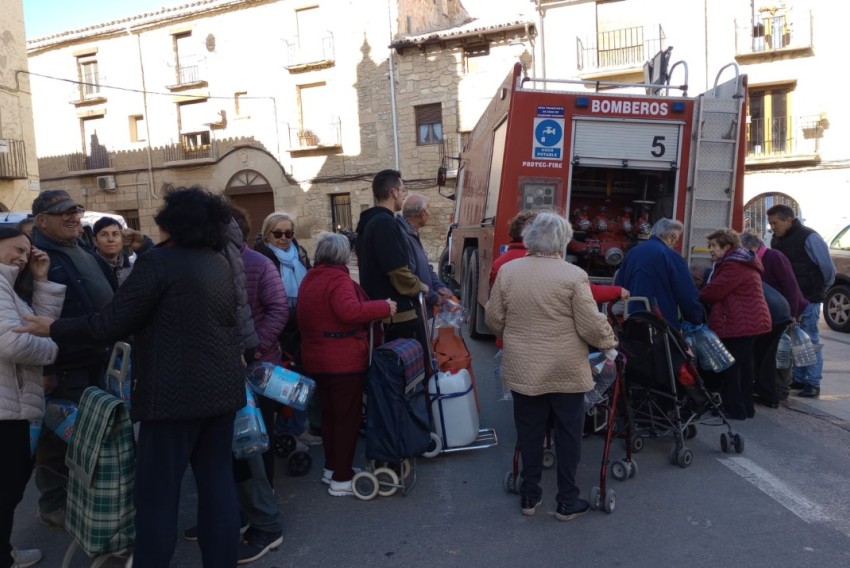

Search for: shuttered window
xmin=415 ymin=103 xmax=443 ymax=145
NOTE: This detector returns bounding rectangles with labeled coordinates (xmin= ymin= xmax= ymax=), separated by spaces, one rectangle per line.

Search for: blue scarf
xmin=269 ymin=243 xmax=307 ymax=306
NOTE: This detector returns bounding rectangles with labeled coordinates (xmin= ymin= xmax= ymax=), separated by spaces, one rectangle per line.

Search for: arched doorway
xmin=744 ymin=192 xmax=801 ymax=244
xmin=225 ymin=169 xmax=274 ymax=244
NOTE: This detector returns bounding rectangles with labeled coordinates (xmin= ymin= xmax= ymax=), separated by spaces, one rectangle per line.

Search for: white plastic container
xmin=428 ymin=368 xmax=479 ymax=448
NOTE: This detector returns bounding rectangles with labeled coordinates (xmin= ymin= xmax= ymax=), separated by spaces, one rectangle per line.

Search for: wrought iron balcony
xmin=285 ymin=33 xmax=335 ymax=69
xmin=577 ymin=25 xmax=665 ymax=72
xmin=746 ymin=115 xmax=825 ymax=160
xmin=735 ymin=10 xmax=813 ymax=57
xmin=163 ymin=141 xmax=216 ymax=162
xmin=0 ymin=139 xmax=27 ymax=180
xmin=287 ymin=119 xmax=342 ymax=150
xmin=67 ymin=150 xmax=112 ymax=172
xmin=168 ymin=55 xmax=208 ymax=88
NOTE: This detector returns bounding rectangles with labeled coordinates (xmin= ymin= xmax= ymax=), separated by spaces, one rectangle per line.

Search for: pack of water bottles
xmin=681 ymin=323 xmax=735 ymax=373
xmin=232 ymin=384 xmax=269 ymax=459
xmin=245 ymin=361 xmax=316 ymax=411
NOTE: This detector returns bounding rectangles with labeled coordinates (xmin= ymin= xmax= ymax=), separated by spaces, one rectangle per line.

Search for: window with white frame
xmin=76 ymin=54 xmax=100 ymax=98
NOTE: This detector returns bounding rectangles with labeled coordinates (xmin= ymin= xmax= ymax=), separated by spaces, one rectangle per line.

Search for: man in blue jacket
xmin=615 ymin=218 xmax=703 ymax=329
xmin=398 ymin=194 xmax=451 ymax=313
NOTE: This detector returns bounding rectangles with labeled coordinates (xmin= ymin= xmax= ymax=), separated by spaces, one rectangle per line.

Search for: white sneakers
xmin=12 ymin=548 xmax=42 ymax=568
xmin=328 ymin=480 xmax=354 ymax=496
xmin=322 ymin=467 xmax=361 ymax=485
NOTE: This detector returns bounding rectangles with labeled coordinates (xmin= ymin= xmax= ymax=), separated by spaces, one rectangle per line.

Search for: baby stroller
xmin=612 ymin=301 xmax=743 ymax=468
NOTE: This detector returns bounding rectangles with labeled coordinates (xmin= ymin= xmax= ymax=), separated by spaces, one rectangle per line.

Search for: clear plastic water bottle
xmin=44 ymin=399 xmax=78 ymax=443
xmin=245 ymin=362 xmax=316 ymax=411
xmin=29 ymin=417 xmax=42 ymax=456
xmin=232 ymin=385 xmax=269 ymax=459
xmin=776 ymin=331 xmax=792 ymax=369
xmin=789 ymin=324 xmax=817 ymax=367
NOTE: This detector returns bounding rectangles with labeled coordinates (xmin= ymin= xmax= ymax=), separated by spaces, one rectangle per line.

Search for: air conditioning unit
xmin=97 ymin=175 xmax=116 ymax=191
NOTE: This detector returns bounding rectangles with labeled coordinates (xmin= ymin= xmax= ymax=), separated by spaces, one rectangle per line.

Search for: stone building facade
xmin=0 ymin=0 xmax=39 ymax=212
xmin=26 ymin=0 xmax=535 ymax=259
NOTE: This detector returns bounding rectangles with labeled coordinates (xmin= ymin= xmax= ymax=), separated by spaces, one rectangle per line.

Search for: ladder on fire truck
xmin=683 ymin=63 xmax=747 ymax=266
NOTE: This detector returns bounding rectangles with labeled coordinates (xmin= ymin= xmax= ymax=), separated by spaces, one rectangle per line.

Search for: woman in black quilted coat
xmin=19 ymin=187 xmax=245 ymax=568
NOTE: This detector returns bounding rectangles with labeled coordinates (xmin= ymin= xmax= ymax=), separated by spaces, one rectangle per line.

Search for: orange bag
xmin=431 ymin=327 xmax=480 ymax=411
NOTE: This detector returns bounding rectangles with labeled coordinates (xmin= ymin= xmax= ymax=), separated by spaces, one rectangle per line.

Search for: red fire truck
xmin=438 ymin=57 xmax=747 ymax=338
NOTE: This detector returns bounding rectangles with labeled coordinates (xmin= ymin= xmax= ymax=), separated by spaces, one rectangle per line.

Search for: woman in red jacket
xmin=700 ymin=228 xmax=771 ymax=420
xmin=297 ymin=232 xmax=396 ymax=496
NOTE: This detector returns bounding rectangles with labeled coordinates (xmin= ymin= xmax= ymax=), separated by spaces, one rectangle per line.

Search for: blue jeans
xmin=793 ymin=303 xmax=823 ymax=388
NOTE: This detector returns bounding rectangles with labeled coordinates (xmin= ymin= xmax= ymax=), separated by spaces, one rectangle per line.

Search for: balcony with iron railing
xmin=746 ymin=114 xmax=825 ymax=166
xmin=285 ymin=32 xmax=335 ymax=71
xmin=735 ymin=9 xmax=813 ymax=61
xmin=163 ymin=139 xmax=217 ymax=163
xmin=287 ymin=119 xmax=342 ymax=151
xmin=0 ymin=139 xmax=27 ymax=180
xmin=67 ymin=149 xmax=113 ymax=172
xmin=577 ymin=25 xmax=666 ymax=73
xmin=167 ymin=55 xmax=208 ymax=90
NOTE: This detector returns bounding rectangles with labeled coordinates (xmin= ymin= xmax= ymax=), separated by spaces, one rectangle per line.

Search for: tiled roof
xmin=390 ymin=13 xmax=536 ymax=49
xmin=27 ymin=0 xmax=236 ymax=47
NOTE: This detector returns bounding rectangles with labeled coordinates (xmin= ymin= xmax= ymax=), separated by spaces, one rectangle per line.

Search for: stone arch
xmin=744 ymin=192 xmax=801 ymax=242
xmin=224 ymin=168 xmax=274 ymax=243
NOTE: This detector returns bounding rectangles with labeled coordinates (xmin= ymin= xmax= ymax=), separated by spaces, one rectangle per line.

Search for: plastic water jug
xmin=44 ymin=399 xmax=78 ymax=443
xmin=776 ymin=331 xmax=791 ymax=369
xmin=693 ymin=325 xmax=735 ymax=373
xmin=428 ymin=368 xmax=479 ymax=448
xmin=789 ymin=324 xmax=817 ymax=367
xmin=232 ymin=385 xmax=269 ymax=459
xmin=29 ymin=417 xmax=42 ymax=456
xmin=246 ymin=362 xmax=316 ymax=411
xmin=104 ymin=341 xmax=132 ymax=409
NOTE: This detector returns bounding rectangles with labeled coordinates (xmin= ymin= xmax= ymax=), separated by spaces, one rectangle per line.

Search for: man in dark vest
xmin=767 ymin=204 xmax=835 ymax=398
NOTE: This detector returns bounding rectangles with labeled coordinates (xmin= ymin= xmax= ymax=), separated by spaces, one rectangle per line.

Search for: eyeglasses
xmin=394 ymin=186 xmax=408 ymax=196
xmin=270 ymin=230 xmax=294 ymax=239
xmin=47 ymin=209 xmax=85 ymax=220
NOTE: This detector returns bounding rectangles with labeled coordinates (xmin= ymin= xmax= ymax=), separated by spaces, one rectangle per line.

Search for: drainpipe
xmin=128 ymin=26 xmax=157 ymax=200
xmin=387 ymin=0 xmax=400 ymax=171
xmin=536 ymin=0 xmax=546 ymax=80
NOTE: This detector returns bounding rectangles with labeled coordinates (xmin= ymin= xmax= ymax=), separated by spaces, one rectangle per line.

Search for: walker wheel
xmin=611 ymin=460 xmax=629 ymax=482
xmin=603 ymin=489 xmax=616 ymax=514
xmin=352 ymin=471 xmax=379 ymax=500
xmin=628 ymin=459 xmax=638 ymax=479
xmin=542 ymin=449 xmax=556 ymax=469
xmin=590 ymin=486 xmax=601 ymax=510
xmin=503 ymin=471 xmax=517 ymax=494
xmin=374 ymin=467 xmax=400 ymax=497
xmin=287 ymin=450 xmax=312 ymax=477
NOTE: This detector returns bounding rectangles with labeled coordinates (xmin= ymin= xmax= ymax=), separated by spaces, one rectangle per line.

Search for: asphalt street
xmin=12 ymin=318 xmax=850 ymax=567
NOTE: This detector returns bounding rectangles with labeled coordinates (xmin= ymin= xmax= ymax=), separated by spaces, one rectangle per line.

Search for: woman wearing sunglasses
xmin=254 ymin=212 xmax=321 ymax=445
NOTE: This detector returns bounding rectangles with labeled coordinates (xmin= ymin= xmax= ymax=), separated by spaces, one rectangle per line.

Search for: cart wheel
xmin=720 ymin=432 xmax=730 ymax=454
xmin=603 ymin=489 xmax=616 ymax=514
xmin=287 ymin=450 xmax=312 ymax=477
xmin=503 ymin=471 xmax=516 ymax=494
xmin=684 ymin=424 xmax=697 ymax=439
xmin=542 ymin=449 xmax=557 ymax=469
xmin=352 ymin=471 xmax=379 ymax=501
xmin=611 ymin=460 xmax=629 ymax=482
xmin=676 ymin=447 xmax=694 ymax=468
xmin=631 ymin=436 xmax=644 ymax=454
xmin=401 ymin=459 xmax=412 ymax=480
xmin=733 ymin=433 xmax=745 ymax=454
xmin=374 ymin=467 xmax=400 ymax=497
xmin=422 ymin=432 xmax=443 ymax=458
xmin=275 ymin=434 xmax=296 ymax=458
xmin=628 ymin=459 xmax=638 ymax=479
xmin=590 ymin=486 xmax=601 ymax=510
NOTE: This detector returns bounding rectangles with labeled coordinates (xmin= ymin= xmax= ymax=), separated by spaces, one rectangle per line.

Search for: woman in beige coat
xmin=0 ymin=227 xmax=65 ymax=568
xmin=486 ymin=212 xmax=617 ymax=522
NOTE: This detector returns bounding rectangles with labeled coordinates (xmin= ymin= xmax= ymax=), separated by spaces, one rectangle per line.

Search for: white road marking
xmin=718 ymin=457 xmax=829 ymax=523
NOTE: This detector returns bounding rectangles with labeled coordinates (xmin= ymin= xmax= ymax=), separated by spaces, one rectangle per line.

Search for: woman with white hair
xmin=297 ymin=232 xmax=396 ymax=496
xmin=485 ymin=212 xmax=617 ymax=522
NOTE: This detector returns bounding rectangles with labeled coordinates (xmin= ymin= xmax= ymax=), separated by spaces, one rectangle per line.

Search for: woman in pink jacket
xmin=700 ymin=228 xmax=771 ymax=420
xmin=297 ymin=232 xmax=396 ymax=497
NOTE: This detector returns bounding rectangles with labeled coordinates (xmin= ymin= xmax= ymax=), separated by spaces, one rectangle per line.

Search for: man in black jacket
xmin=30 ymin=190 xmax=117 ymax=528
xmin=355 ymin=170 xmax=429 ymax=343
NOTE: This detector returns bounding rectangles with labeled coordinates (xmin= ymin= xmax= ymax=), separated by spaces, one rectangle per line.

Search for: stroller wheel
xmin=732 ymin=433 xmax=745 ymax=454
xmin=374 ymin=467 xmax=400 ymax=497
xmin=676 ymin=447 xmax=694 ymax=468
xmin=542 ymin=449 xmax=557 ymax=469
xmin=589 ymin=486 xmax=601 ymax=510
xmin=611 ymin=460 xmax=629 ymax=482
xmin=684 ymin=424 xmax=698 ymax=440
xmin=352 ymin=471 xmax=379 ymax=501
xmin=503 ymin=471 xmax=517 ymax=494
xmin=603 ymin=489 xmax=616 ymax=514
xmin=720 ymin=432 xmax=730 ymax=453
xmin=287 ymin=450 xmax=312 ymax=477
xmin=630 ymin=436 xmax=644 ymax=453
